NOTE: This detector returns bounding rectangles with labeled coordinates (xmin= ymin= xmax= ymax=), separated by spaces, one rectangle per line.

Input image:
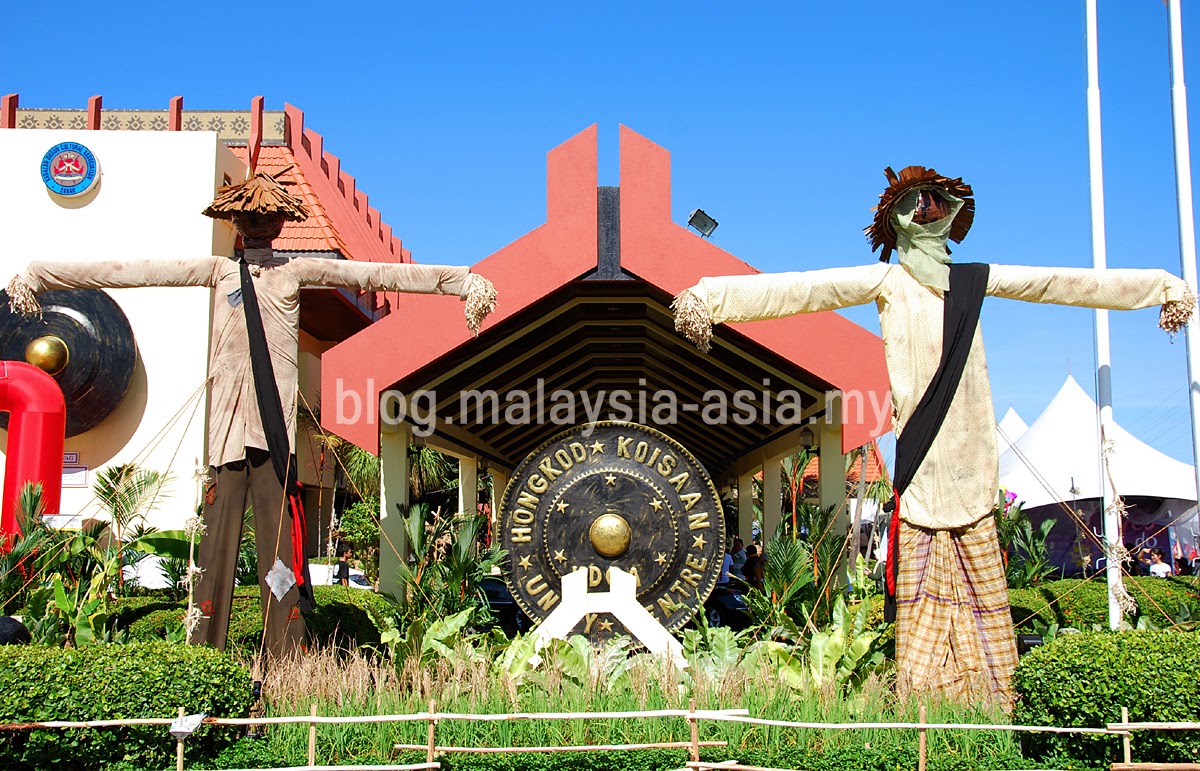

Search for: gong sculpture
xmin=0 ymin=288 xmax=136 ymax=438
xmin=500 ymin=422 xmax=726 ymax=642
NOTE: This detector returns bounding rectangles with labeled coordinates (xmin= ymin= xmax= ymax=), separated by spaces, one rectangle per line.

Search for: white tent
xmin=998 ymin=376 xmax=1197 ymax=509
xmin=996 ymin=407 xmax=1028 ymax=456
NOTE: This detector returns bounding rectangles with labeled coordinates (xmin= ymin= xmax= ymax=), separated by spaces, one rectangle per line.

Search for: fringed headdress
xmin=866 ymin=166 xmax=975 ymax=263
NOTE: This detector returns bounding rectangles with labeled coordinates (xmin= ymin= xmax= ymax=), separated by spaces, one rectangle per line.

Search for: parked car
xmin=703 ymin=583 xmax=752 ymax=630
xmin=307 ymin=562 xmax=373 ymax=590
xmin=480 ymin=576 xmax=531 ymax=636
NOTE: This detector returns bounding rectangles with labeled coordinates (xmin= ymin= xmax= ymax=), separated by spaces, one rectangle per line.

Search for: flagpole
xmin=1084 ymin=0 xmax=1123 ymax=631
xmin=1165 ymin=0 xmax=1200 ymax=546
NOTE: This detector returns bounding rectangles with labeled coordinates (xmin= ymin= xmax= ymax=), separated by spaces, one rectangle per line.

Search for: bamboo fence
xmin=2 ymin=700 xmax=1198 ymax=771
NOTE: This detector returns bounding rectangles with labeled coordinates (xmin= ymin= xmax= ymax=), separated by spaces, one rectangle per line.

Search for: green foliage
xmin=0 ymin=641 xmax=251 ymax=771
xmin=1009 ymin=576 xmax=1200 ymax=631
xmin=336 ymin=499 xmax=380 ymax=550
xmin=806 ymin=594 xmax=887 ymax=690
xmin=741 ymin=535 xmax=812 ymax=642
xmin=208 ymin=736 xmax=287 ymax=770
xmin=0 ymin=483 xmax=52 ymax=615
xmin=113 ymin=585 xmax=397 ymax=654
xmin=389 ymin=503 xmax=505 ymax=640
xmin=21 ymin=524 xmax=190 ymax=647
xmin=1013 ymin=630 xmax=1200 ymax=763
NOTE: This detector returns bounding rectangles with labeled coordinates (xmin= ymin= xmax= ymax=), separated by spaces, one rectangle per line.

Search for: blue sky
xmin=4 ymin=1 xmax=1200 ymax=467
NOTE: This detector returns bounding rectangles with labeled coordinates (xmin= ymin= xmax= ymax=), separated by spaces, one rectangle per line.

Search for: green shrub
xmin=0 ymin=641 xmax=252 ymax=771
xmin=208 ymin=735 xmax=287 ymax=769
xmin=112 ymin=586 xmax=396 ymax=654
xmin=1013 ymin=630 xmax=1200 ymax=763
xmin=1010 ymin=577 xmax=1200 ymax=631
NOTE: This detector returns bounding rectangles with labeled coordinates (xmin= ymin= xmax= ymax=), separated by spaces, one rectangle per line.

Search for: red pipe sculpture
xmin=0 ymin=361 xmax=65 ymax=536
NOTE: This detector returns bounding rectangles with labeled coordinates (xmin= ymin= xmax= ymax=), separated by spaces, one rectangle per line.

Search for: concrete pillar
xmin=490 ymin=468 xmax=510 ymax=540
xmin=762 ymin=451 xmax=787 ymax=541
xmin=738 ymin=466 xmax=759 ymax=545
xmin=458 ymin=456 xmax=478 ymax=517
xmin=378 ymin=421 xmax=411 ymax=600
xmin=818 ymin=396 xmax=847 ymax=530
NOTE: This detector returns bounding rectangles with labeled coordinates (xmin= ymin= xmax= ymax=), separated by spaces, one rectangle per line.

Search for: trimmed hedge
xmin=0 ymin=641 xmax=252 ymax=771
xmin=112 ymin=586 xmax=396 ymax=654
xmin=1009 ymin=576 xmax=1200 ymax=631
xmin=1013 ymin=630 xmax=1200 ymax=763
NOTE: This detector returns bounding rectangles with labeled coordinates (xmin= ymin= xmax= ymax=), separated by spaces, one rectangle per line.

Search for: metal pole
xmin=1084 ymin=0 xmax=1123 ymax=631
xmin=1166 ymin=0 xmax=1200 ymax=541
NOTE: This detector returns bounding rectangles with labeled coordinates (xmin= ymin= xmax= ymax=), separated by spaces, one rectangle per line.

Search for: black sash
xmin=884 ymin=263 xmax=989 ymax=622
xmin=239 ymin=260 xmax=315 ymax=612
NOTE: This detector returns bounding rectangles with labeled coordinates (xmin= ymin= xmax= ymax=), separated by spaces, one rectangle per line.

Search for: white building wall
xmin=0 ymin=129 xmax=246 ymax=531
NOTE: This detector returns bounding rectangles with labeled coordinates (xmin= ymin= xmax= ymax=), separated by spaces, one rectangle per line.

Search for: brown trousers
xmin=192 ymin=448 xmax=304 ymax=658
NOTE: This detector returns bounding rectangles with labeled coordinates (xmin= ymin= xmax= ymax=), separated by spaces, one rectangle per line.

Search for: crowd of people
xmin=1123 ymin=543 xmax=1194 ymax=577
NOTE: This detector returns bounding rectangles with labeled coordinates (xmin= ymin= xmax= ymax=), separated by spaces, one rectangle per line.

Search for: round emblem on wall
xmin=40 ymin=142 xmax=100 ymax=198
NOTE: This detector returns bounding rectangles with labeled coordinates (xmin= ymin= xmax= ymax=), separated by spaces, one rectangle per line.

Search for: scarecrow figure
xmin=7 ymin=169 xmax=497 ymax=658
xmin=673 ymin=167 xmax=1194 ymax=701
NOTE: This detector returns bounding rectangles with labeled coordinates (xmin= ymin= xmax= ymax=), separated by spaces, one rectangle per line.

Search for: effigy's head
xmin=202 ymin=168 xmax=310 ymax=250
xmin=865 ymin=166 xmax=974 ymax=263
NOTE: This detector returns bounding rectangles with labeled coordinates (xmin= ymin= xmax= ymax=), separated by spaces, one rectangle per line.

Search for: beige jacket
xmin=24 ymin=256 xmax=472 ymax=467
xmin=688 ymin=263 xmax=1188 ymax=530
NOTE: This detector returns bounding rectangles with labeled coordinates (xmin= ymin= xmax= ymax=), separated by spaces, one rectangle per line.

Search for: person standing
xmin=333 ymin=543 xmax=354 ymax=587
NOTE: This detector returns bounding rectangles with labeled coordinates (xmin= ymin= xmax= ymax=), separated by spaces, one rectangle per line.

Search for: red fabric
xmin=886 ymin=489 xmax=901 ymax=598
xmin=288 ymin=492 xmax=306 ymax=589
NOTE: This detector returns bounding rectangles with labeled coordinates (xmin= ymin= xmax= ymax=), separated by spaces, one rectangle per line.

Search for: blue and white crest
xmin=41 ymin=142 xmax=100 ymax=197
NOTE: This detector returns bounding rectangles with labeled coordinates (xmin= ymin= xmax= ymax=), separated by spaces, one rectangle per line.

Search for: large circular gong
xmin=500 ymin=422 xmax=726 ymax=643
xmin=0 ymin=289 xmax=136 ymax=437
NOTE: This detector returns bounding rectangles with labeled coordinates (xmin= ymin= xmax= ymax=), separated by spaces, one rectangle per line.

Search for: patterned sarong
xmin=895 ymin=514 xmax=1017 ymax=704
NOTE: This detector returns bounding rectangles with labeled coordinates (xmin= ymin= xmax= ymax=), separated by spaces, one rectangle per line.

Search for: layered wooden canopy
xmin=321 ymin=126 xmax=891 ymax=475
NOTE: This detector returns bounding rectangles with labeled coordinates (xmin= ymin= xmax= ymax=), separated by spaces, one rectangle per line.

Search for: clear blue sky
xmin=4 ymin=1 xmax=1200 ymax=467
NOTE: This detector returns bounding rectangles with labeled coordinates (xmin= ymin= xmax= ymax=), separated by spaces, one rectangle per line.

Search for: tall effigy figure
xmin=673 ymin=167 xmax=1194 ymax=700
xmin=7 ymin=170 xmax=497 ymax=658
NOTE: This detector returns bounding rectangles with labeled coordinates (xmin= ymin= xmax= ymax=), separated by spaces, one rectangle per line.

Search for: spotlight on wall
xmin=687 ymin=209 xmax=719 ymax=238
xmin=799 ymin=425 xmax=816 ymax=450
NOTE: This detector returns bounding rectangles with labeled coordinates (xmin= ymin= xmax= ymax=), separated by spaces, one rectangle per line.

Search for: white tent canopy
xmin=996 ymin=407 xmax=1028 ymax=456
xmin=998 ymin=376 xmax=1197 ymax=509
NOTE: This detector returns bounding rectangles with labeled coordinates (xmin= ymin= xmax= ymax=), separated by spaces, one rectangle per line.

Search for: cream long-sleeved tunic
xmin=23 ymin=255 xmax=473 ymax=467
xmin=687 ymin=262 xmax=1188 ymax=530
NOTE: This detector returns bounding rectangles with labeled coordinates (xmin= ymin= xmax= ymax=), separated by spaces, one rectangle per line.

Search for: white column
xmin=458 ymin=456 xmax=478 ymax=517
xmin=761 ymin=453 xmax=782 ymax=542
xmin=1166 ymin=0 xmax=1200 ymax=554
xmin=818 ymin=401 xmax=846 ymax=528
xmin=378 ymin=421 xmax=411 ymax=600
xmin=738 ymin=466 xmax=758 ymax=545
xmin=490 ymin=468 xmax=510 ymax=545
xmin=1084 ymin=0 xmax=1122 ymax=631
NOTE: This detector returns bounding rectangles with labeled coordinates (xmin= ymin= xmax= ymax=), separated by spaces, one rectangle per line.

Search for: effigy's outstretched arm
xmin=986 ymin=265 xmax=1196 ymax=333
xmin=673 ymin=264 xmax=890 ymax=352
xmin=8 ymin=259 xmax=223 ymax=317
xmin=288 ymin=258 xmax=497 ymax=335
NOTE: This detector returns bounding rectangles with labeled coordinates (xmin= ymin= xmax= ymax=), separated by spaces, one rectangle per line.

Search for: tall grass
xmin=251 ymin=647 xmax=1020 ymax=767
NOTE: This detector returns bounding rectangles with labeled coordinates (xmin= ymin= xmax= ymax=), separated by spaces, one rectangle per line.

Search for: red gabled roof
xmin=321 ymin=126 xmax=892 ymax=456
xmin=227 ymin=145 xmax=350 ymax=254
xmin=803 ymin=440 xmax=890 ymax=484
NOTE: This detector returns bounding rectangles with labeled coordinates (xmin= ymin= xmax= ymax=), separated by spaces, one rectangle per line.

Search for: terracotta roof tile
xmin=227 ymin=146 xmax=350 ymax=255
xmin=802 ymin=441 xmax=889 ymax=484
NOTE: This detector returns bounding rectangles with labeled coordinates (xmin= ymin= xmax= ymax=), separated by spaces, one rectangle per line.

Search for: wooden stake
xmin=917 ymin=704 xmax=927 ymax=771
xmin=308 ymin=701 xmax=318 ymax=766
xmin=688 ymin=698 xmax=701 ymax=765
xmin=175 ymin=707 xmax=185 ymax=771
xmin=426 ymin=700 xmax=437 ymax=766
xmin=1123 ymin=706 xmax=1133 ymax=766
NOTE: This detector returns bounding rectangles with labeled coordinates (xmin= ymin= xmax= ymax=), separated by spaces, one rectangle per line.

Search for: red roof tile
xmin=227 ymin=145 xmax=350 ymax=255
xmin=802 ymin=440 xmax=889 ymax=484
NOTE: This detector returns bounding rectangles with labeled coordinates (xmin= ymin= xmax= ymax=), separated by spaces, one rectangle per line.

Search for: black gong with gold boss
xmin=500 ymin=422 xmax=726 ymax=642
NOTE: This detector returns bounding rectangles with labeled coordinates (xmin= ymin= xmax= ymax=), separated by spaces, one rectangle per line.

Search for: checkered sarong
xmin=895 ymin=515 xmax=1017 ymax=704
